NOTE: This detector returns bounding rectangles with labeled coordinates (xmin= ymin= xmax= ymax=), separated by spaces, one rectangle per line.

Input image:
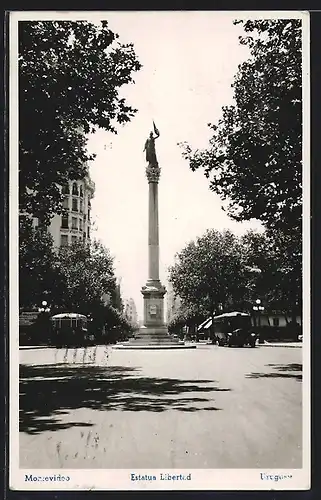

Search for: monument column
xmin=141 ymin=163 xmax=167 ymax=332
xmin=130 ymin=124 xmax=177 ymax=345
xmin=115 ymin=123 xmax=195 ymax=349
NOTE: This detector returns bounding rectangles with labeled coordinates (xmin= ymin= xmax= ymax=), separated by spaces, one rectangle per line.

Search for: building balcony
xmin=84 ymin=176 xmax=95 ymax=196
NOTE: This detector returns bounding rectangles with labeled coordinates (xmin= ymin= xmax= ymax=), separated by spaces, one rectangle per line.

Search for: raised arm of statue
xmin=153 ymin=121 xmax=160 ymax=138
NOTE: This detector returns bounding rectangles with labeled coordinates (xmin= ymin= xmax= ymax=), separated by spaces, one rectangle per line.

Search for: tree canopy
xmin=240 ymin=229 xmax=301 ymax=319
xmin=167 ymin=301 xmax=208 ymax=336
xmin=55 ymin=239 xmax=117 ymax=314
xmin=169 ymin=229 xmax=252 ymax=317
xmin=178 ymin=20 xmax=302 ymax=322
xmin=180 ymin=19 xmax=302 ymax=235
xmin=19 ymin=217 xmax=61 ymax=309
xmin=19 ymin=21 xmax=142 ymax=222
xmin=169 ymin=227 xmax=301 ymax=326
xmin=19 ymin=223 xmax=125 ymax=323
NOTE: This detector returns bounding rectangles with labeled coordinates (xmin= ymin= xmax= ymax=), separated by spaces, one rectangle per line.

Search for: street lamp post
xmin=256 ymin=299 xmax=265 ymax=328
xmin=37 ymin=300 xmax=51 ymax=344
xmin=38 ymin=300 xmax=51 ymax=314
xmin=253 ymin=299 xmax=265 ymax=342
xmin=252 ymin=305 xmax=258 ymax=327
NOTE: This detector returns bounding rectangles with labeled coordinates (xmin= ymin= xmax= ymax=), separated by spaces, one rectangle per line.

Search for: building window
xmin=273 ymin=318 xmax=279 ymax=327
xmin=60 ymin=234 xmax=68 ymax=247
xmin=61 ymin=214 xmax=69 ymax=229
xmin=72 ymin=198 xmax=78 ymax=212
xmin=83 ymin=231 xmax=86 ymax=240
xmin=80 ymin=199 xmax=83 ymax=213
xmin=71 ymin=235 xmax=77 ymax=245
xmin=79 ymin=218 xmax=83 ymax=231
xmin=80 ymin=185 xmax=83 ymax=197
xmin=88 ymin=209 xmax=90 ymax=220
xmin=84 ymin=214 xmax=86 ymax=222
xmin=62 ymin=184 xmax=69 ymax=195
xmin=62 ymin=196 xmax=69 ymax=210
xmin=72 ymin=182 xmax=79 ymax=196
xmin=87 ymin=227 xmax=90 ymax=238
xmin=72 ymin=217 xmax=78 ymax=230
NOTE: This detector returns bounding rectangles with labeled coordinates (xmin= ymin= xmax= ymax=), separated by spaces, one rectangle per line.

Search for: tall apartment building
xmin=47 ymin=176 xmax=95 ymax=248
xmin=124 ymin=298 xmax=138 ymax=327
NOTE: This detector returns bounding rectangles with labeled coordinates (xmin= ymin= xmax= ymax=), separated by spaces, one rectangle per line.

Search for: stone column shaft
xmin=148 ymin=181 xmax=159 ymax=281
xmin=125 ymin=160 xmax=183 ymax=345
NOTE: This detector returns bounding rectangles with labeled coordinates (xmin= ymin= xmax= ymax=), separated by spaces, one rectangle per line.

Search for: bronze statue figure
xmin=144 ymin=121 xmax=160 ymax=167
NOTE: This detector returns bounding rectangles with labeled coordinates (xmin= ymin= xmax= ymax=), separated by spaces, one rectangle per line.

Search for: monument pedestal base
xmin=123 ymin=280 xmax=184 ymax=347
xmin=129 ymin=325 xmax=181 ymax=345
xmin=114 ymin=324 xmax=197 ymax=349
xmin=114 ymin=283 xmax=196 ymax=349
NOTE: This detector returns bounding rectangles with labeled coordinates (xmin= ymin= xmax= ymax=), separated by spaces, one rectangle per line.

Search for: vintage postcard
xmin=9 ymin=10 xmax=310 ymax=491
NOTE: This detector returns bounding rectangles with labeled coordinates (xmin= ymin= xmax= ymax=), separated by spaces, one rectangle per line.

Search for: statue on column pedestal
xmin=113 ymin=118 xmax=195 ymax=348
xmin=144 ymin=121 xmax=160 ymax=167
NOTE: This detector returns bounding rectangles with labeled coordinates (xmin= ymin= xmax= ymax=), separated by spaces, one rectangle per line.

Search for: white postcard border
xmin=9 ymin=9 xmax=311 ymax=491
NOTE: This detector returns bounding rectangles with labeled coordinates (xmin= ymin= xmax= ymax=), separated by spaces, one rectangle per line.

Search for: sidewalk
xmin=260 ymin=341 xmax=302 ymax=348
xmin=19 ymin=345 xmax=51 ymax=350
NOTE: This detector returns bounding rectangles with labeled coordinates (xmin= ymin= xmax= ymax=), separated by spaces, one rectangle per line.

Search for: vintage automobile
xmin=226 ymin=328 xmax=258 ymax=348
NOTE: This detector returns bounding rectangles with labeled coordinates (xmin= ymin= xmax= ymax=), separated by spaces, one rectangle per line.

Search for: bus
xmin=50 ymin=313 xmax=93 ymax=347
xmin=199 ymin=311 xmax=258 ymax=347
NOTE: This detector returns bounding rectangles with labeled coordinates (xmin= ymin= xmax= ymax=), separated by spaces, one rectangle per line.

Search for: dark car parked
xmin=227 ymin=328 xmax=258 ymax=347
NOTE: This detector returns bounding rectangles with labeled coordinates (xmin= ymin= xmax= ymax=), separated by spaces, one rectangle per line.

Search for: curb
xmin=260 ymin=343 xmax=302 ymax=348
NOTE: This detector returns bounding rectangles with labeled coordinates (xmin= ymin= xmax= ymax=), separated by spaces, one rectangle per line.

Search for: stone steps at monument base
xmin=128 ymin=335 xmax=181 ymax=345
xmin=135 ymin=332 xmax=175 ymax=338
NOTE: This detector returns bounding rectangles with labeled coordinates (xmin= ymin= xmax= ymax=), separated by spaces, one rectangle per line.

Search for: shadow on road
xmin=20 ymin=363 xmax=230 ymax=434
xmin=246 ymin=363 xmax=302 ymax=381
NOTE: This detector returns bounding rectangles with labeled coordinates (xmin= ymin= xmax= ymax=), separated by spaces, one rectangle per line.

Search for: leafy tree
xmin=101 ymin=306 xmax=134 ymax=343
xmin=241 ymin=229 xmax=301 ymax=322
xmin=169 ymin=229 xmax=251 ymax=319
xmin=179 ymin=19 xmax=302 ymax=319
xmin=168 ymin=302 xmax=208 ymax=337
xmin=240 ymin=229 xmax=273 ymax=303
xmin=19 ymin=21 xmax=142 ymax=222
xmin=263 ymin=228 xmax=301 ymax=321
xmin=55 ymin=239 xmax=117 ymax=314
xmin=180 ymin=19 xmax=302 ymax=236
xmin=169 ymin=227 xmax=302 ymax=331
xmin=19 ymin=220 xmax=130 ymax=339
xmin=19 ymin=217 xmax=63 ymax=309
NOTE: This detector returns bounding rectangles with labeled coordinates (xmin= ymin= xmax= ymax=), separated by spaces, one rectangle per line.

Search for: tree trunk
xmin=291 ymin=310 xmax=297 ymax=325
xmin=210 ymin=311 xmax=215 ymax=343
xmin=283 ymin=312 xmax=289 ymax=325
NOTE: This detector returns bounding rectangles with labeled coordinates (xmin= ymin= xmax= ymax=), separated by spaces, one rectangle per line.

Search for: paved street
xmin=19 ymin=344 xmax=302 ymax=469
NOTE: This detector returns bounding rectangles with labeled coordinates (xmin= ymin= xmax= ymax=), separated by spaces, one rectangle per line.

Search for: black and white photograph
xmin=9 ymin=10 xmax=310 ymax=491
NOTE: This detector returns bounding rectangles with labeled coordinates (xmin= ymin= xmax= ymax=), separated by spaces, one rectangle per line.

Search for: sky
xmin=86 ymin=12 xmax=263 ymax=319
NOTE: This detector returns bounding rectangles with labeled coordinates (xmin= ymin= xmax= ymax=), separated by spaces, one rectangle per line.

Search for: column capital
xmin=146 ymin=165 xmax=161 ymax=183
